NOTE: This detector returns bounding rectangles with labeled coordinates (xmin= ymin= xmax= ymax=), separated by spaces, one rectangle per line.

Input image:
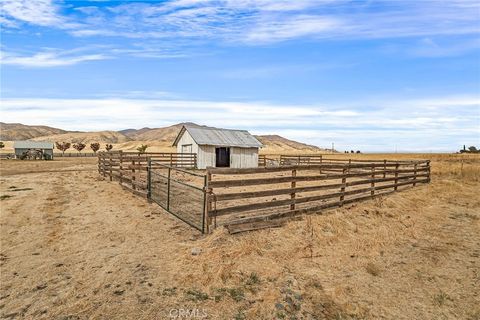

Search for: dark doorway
xmin=215 ymin=147 xmax=230 ymax=167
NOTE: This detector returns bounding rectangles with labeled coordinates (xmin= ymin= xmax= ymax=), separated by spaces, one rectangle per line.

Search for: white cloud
xmin=1 ymin=94 xmax=478 ymax=152
xmin=0 ymin=49 xmax=110 ymax=67
xmin=3 ymin=1 xmax=479 ymax=44
xmin=1 ymin=0 xmax=62 ymax=26
xmin=245 ymin=15 xmax=340 ymax=43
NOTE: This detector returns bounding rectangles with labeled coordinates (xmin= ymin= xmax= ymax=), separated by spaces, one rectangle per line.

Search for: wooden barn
xmin=173 ymin=125 xmax=263 ymax=169
xmin=13 ymin=141 xmax=54 ymax=160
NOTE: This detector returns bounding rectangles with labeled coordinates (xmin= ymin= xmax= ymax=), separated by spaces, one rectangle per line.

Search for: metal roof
xmin=173 ymin=125 xmax=263 ymax=148
xmin=13 ymin=141 xmax=54 ymax=149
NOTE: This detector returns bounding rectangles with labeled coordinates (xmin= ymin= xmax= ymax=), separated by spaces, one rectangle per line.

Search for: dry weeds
xmin=0 ymin=154 xmax=479 ymax=319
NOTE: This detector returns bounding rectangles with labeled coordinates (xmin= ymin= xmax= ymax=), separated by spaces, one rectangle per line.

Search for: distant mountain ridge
xmin=0 ymin=122 xmax=326 ymax=152
xmin=0 ymin=122 xmax=68 ymax=141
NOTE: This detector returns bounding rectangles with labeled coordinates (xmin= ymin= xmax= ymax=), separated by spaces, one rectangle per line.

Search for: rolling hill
xmin=0 ymin=122 xmax=327 ymax=153
xmin=0 ymin=122 xmax=68 ymax=141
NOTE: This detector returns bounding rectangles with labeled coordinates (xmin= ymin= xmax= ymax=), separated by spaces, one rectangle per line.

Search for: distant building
xmin=173 ymin=125 xmax=262 ymax=169
xmin=13 ymin=141 xmax=54 ymax=160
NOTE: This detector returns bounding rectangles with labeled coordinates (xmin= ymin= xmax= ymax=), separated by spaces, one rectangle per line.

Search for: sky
xmin=1 ymin=0 xmax=479 ymax=152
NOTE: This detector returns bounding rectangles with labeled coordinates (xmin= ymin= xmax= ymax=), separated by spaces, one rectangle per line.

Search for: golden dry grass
xmin=0 ymin=154 xmax=479 ymax=319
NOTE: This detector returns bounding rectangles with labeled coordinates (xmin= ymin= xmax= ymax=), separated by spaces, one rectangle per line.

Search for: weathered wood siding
xmin=176 ymin=130 xmax=198 ymax=154
xmin=198 ymin=145 xmax=216 ymax=169
xmin=230 ymin=147 xmax=258 ymax=168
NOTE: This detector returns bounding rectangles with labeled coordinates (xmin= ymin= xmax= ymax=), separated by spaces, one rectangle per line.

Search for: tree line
xmin=55 ymin=142 xmax=149 ymax=155
xmin=55 ymin=142 xmax=112 ymax=154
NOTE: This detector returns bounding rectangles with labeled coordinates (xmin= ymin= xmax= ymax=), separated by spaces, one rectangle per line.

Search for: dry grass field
xmin=0 ymin=154 xmax=479 ymax=319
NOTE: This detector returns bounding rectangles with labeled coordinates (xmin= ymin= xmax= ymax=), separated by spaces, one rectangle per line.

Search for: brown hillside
xmin=0 ymin=122 xmax=67 ymax=141
xmin=31 ymin=131 xmax=131 ymax=144
xmin=124 ymin=122 xmax=201 ymax=141
xmin=256 ymin=134 xmax=326 ymax=154
xmin=0 ymin=122 xmax=329 ymax=153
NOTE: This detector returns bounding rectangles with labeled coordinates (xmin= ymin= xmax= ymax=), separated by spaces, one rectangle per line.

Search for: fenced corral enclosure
xmin=97 ymin=151 xmax=197 ymax=197
xmin=205 ymin=159 xmax=430 ymax=232
xmin=97 ymin=152 xmax=430 ymax=234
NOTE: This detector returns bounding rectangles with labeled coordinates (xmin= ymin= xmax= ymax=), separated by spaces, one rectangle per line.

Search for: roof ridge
xmin=184 ymin=125 xmax=249 ymax=132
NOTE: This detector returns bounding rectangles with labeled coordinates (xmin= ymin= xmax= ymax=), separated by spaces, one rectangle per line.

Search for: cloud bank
xmin=1 ymin=95 xmax=478 ymax=152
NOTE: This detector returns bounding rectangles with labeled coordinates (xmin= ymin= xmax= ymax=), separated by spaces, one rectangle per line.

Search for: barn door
xmin=215 ymin=147 xmax=230 ymax=167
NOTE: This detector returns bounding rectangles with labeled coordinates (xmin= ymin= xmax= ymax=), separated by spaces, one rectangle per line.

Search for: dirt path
xmin=0 ymin=160 xmax=198 ymax=319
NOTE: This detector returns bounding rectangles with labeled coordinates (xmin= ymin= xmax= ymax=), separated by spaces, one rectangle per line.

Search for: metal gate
xmin=148 ymin=160 xmax=207 ymax=233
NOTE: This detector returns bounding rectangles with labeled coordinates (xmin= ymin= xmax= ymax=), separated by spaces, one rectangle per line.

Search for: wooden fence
xmin=204 ymin=159 xmax=430 ymax=232
xmin=97 ymin=151 xmax=197 ymax=197
xmin=97 ymin=152 xmax=431 ymax=234
xmin=279 ymin=154 xmax=323 ymax=166
xmin=54 ymin=152 xmax=98 ymax=157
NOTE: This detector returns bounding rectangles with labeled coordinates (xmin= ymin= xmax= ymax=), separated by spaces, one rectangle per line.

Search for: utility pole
xmin=331 ymin=142 xmax=334 ymax=154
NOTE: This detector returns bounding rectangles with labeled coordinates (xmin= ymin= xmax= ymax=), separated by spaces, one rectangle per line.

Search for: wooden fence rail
xmin=97 ymin=151 xmax=197 ymax=197
xmin=205 ymin=159 xmax=430 ymax=231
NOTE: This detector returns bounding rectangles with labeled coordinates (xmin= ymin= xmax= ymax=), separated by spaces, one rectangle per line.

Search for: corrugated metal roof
xmin=174 ymin=125 xmax=263 ymax=148
xmin=13 ymin=141 xmax=54 ymax=149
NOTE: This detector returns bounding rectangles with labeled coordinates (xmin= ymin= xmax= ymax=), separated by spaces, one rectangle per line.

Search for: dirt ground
xmin=0 ymin=155 xmax=479 ymax=320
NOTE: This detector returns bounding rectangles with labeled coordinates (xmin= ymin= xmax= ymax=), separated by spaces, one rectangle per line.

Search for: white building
xmin=173 ymin=125 xmax=263 ymax=169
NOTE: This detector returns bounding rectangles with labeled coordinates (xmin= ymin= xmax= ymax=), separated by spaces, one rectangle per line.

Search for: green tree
xmin=136 ymin=144 xmax=148 ymax=155
xmin=105 ymin=144 xmax=113 ymax=151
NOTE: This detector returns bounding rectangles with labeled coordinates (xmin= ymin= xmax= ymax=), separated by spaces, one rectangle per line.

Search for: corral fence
xmin=205 ymin=159 xmax=431 ymax=233
xmin=97 ymin=152 xmax=430 ymax=234
xmin=97 ymin=151 xmax=197 ymax=197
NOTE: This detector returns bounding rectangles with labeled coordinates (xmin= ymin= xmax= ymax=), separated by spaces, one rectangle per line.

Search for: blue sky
xmin=1 ymin=0 xmax=479 ymax=152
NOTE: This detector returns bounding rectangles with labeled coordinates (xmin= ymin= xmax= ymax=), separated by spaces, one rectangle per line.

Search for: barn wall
xmin=198 ymin=145 xmax=215 ymax=169
xmin=176 ymin=130 xmax=199 ymax=167
xmin=230 ymin=147 xmax=259 ymax=168
xmin=176 ymin=130 xmax=198 ymax=154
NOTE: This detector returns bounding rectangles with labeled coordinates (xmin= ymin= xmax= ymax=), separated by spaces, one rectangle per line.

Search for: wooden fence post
xmin=205 ymin=170 xmax=212 ymax=233
xmin=340 ymin=166 xmax=347 ymax=205
xmin=394 ymin=162 xmax=399 ymax=191
xmin=290 ymin=168 xmax=297 ymax=210
xmin=413 ymin=163 xmax=418 ymax=187
xmin=426 ymin=161 xmax=431 ymax=183
xmin=109 ymin=153 xmax=112 ymax=181
xmin=383 ymin=160 xmax=387 ymax=178
xmin=119 ymin=151 xmax=123 ymax=184
xmin=166 ymin=167 xmax=171 ymax=210
xmin=371 ymin=164 xmax=375 ymax=197
xmin=131 ymin=159 xmax=136 ymax=190
xmin=170 ymin=153 xmax=173 ymax=166
xmin=147 ymin=158 xmax=151 ymax=200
